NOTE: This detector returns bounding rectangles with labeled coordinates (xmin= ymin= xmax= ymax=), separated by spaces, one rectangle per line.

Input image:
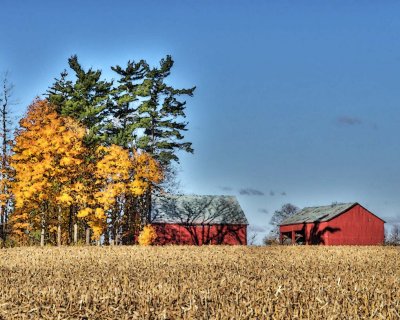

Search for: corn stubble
xmin=0 ymin=246 xmax=399 ymax=319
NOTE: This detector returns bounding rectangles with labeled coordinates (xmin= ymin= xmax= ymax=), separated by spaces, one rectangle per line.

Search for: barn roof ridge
xmin=280 ymin=202 xmax=358 ymax=226
xmin=159 ymin=194 xmax=237 ymax=199
xmin=301 ymin=202 xmax=357 ymax=210
xmin=150 ymin=194 xmax=249 ymax=225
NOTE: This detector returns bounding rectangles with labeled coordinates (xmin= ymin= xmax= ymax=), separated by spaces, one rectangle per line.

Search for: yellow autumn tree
xmin=11 ymin=99 xmax=88 ymax=245
xmin=76 ymin=145 xmax=130 ymax=241
xmin=130 ymin=150 xmax=163 ymax=196
xmin=76 ymin=145 xmax=163 ymax=243
xmin=10 ymin=99 xmax=164 ymax=246
xmin=138 ymin=224 xmax=157 ymax=245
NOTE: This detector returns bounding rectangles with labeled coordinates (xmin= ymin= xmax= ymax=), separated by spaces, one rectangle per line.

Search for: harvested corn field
xmin=0 ymin=246 xmax=399 ymax=319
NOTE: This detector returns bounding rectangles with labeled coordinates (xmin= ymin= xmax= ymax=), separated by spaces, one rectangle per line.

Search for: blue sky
xmin=1 ymin=1 xmax=400 ymax=242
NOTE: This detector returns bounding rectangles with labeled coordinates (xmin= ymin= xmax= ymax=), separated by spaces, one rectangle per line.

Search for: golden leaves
xmin=77 ymin=208 xmax=92 ymax=218
xmin=10 ymin=99 xmax=88 ymax=239
xmin=138 ymin=225 xmax=157 ymax=245
xmin=57 ymin=193 xmax=74 ymax=205
xmin=10 ymin=99 xmax=163 ymax=242
xmin=11 ymin=99 xmax=87 ymax=210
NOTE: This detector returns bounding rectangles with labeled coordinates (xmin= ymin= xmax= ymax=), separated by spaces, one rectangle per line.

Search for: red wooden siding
xmin=279 ymin=204 xmax=384 ymax=245
xmin=152 ymin=223 xmax=247 ymax=245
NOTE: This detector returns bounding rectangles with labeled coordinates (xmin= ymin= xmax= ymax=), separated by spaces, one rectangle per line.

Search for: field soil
xmin=0 ymin=246 xmax=399 ymax=319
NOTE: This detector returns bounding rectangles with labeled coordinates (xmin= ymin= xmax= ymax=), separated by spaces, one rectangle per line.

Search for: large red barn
xmin=279 ymin=202 xmax=385 ymax=245
xmin=150 ymin=195 xmax=248 ymax=245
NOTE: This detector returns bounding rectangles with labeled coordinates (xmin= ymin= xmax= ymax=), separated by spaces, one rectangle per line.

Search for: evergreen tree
xmin=134 ymin=55 xmax=196 ymax=166
xmin=47 ymin=55 xmax=113 ymax=146
xmin=47 ymin=54 xmax=195 ymax=230
xmin=108 ymin=59 xmax=150 ymax=148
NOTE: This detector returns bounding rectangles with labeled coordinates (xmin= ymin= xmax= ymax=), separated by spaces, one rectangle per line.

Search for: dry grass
xmin=0 ymin=246 xmax=399 ymax=319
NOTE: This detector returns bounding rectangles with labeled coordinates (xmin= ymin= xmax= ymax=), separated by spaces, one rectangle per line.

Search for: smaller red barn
xmin=150 ymin=195 xmax=248 ymax=245
xmin=279 ymin=202 xmax=385 ymax=245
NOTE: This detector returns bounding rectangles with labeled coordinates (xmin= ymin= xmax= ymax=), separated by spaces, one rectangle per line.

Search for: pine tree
xmin=47 ymin=55 xmax=113 ymax=147
xmin=108 ymin=59 xmax=150 ymax=148
xmin=47 ymin=55 xmax=194 ymax=229
xmin=135 ymin=55 xmax=196 ymax=166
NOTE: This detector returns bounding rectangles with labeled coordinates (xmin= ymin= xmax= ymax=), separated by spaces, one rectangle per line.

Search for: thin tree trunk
xmin=57 ymin=207 xmax=62 ymax=246
xmin=73 ymin=223 xmax=78 ymax=244
xmin=0 ymin=207 xmax=4 ymax=246
xmin=68 ymin=205 xmax=73 ymax=244
xmin=86 ymin=228 xmax=90 ymax=245
xmin=40 ymin=228 xmax=45 ymax=247
xmin=0 ymin=75 xmax=11 ymax=245
xmin=40 ymin=208 xmax=45 ymax=247
xmin=57 ymin=225 xmax=61 ymax=246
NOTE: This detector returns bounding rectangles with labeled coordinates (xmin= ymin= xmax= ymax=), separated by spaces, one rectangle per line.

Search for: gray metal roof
xmin=151 ymin=194 xmax=249 ymax=225
xmin=280 ymin=202 xmax=357 ymax=226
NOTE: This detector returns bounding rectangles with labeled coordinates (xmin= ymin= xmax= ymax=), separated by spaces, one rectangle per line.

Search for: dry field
xmin=0 ymin=246 xmax=399 ymax=319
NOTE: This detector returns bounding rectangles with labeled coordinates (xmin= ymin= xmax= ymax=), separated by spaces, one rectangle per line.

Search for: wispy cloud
xmin=219 ymin=186 xmax=233 ymax=192
xmin=239 ymin=188 xmax=264 ymax=196
xmin=382 ymin=215 xmax=400 ymax=224
xmin=337 ymin=116 xmax=362 ymax=126
xmin=249 ymin=225 xmax=267 ymax=233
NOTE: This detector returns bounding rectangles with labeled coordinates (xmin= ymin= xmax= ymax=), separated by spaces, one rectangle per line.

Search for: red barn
xmin=150 ymin=195 xmax=248 ymax=245
xmin=279 ymin=202 xmax=385 ymax=245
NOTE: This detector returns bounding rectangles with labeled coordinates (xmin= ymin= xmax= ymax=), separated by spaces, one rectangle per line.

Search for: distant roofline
xmin=159 ymin=194 xmax=237 ymax=198
xmin=279 ymin=202 xmax=356 ymax=226
xmin=279 ymin=202 xmax=385 ymax=226
xmin=301 ymin=202 xmax=355 ymax=210
xmin=151 ymin=194 xmax=249 ymax=225
xmin=151 ymin=222 xmax=249 ymax=226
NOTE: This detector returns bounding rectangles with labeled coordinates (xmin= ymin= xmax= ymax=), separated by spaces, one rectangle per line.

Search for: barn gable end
xmin=279 ymin=203 xmax=384 ymax=245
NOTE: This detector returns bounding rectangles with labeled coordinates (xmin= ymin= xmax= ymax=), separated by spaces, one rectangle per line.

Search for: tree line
xmin=0 ymin=55 xmax=195 ymax=247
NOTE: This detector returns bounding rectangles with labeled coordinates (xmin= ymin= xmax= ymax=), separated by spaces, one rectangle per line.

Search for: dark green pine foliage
xmin=135 ymin=55 xmax=196 ymax=166
xmin=47 ymin=55 xmax=113 ymax=146
xmin=107 ymin=59 xmax=150 ymax=148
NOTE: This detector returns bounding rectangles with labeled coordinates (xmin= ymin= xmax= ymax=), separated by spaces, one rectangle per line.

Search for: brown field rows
xmin=0 ymin=246 xmax=399 ymax=319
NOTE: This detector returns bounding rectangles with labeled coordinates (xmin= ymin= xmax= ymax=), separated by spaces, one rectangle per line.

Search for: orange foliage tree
xmin=10 ymin=99 xmax=163 ymax=246
xmin=11 ymin=99 xmax=87 ymax=245
xmin=77 ymin=146 xmax=163 ymax=243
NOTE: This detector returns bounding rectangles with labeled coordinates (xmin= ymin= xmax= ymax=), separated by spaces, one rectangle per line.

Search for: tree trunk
xmin=0 ymin=207 xmax=4 ymax=246
xmin=146 ymin=187 xmax=152 ymax=225
xmin=57 ymin=207 xmax=62 ymax=246
xmin=40 ymin=228 xmax=45 ymax=247
xmin=57 ymin=225 xmax=61 ymax=246
xmin=0 ymin=74 xmax=13 ymax=246
xmin=68 ymin=205 xmax=73 ymax=244
xmin=86 ymin=228 xmax=90 ymax=245
xmin=40 ymin=208 xmax=46 ymax=247
xmin=73 ymin=223 xmax=78 ymax=244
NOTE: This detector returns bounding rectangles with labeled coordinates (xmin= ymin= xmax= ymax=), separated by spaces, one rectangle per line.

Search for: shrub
xmin=138 ymin=225 xmax=157 ymax=245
